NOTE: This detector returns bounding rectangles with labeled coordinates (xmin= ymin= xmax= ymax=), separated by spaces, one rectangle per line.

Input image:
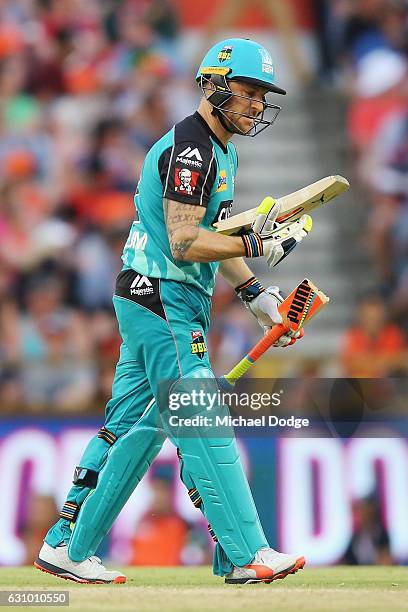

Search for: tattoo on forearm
xmin=164 ymin=199 xmax=204 ymax=259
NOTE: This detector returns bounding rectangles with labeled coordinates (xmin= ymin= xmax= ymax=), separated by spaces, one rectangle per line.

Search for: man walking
xmin=36 ymin=38 xmax=310 ymax=585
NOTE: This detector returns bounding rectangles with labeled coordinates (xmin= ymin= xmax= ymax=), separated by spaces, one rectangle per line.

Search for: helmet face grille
xmin=199 ymin=74 xmax=281 ymax=137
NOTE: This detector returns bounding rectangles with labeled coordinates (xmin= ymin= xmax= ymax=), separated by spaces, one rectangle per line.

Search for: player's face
xmin=222 ymin=80 xmax=269 ymax=134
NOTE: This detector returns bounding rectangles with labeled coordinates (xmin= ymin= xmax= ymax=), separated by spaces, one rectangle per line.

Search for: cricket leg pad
xmin=167 ymin=372 xmax=268 ymax=569
xmin=68 ymin=415 xmax=165 ymax=562
xmin=45 ymin=433 xmax=114 ymax=548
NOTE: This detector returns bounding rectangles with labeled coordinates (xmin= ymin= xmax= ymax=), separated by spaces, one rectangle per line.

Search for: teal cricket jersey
xmin=121 ymin=112 xmax=237 ymax=297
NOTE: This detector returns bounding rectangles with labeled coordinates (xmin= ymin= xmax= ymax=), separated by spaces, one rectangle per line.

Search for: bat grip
xmin=247 ymin=323 xmax=288 ymax=361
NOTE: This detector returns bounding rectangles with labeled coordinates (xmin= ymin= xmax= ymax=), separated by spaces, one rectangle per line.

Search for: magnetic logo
xmin=176 ymin=146 xmax=203 ymax=168
xmin=190 ymin=331 xmax=207 ymax=359
xmin=175 ymin=168 xmax=199 ymax=195
xmin=130 ymin=274 xmax=154 ymax=296
xmin=216 ymin=169 xmax=227 ymax=192
xmin=218 ymin=45 xmax=232 ymax=63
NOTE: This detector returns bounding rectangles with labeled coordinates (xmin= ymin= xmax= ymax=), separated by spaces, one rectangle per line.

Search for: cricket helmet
xmin=196 ymin=38 xmax=286 ymax=95
xmin=196 ymin=38 xmax=286 ymax=136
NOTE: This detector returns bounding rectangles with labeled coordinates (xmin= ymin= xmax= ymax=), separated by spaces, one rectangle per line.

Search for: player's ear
xmin=202 ymin=75 xmax=216 ymax=99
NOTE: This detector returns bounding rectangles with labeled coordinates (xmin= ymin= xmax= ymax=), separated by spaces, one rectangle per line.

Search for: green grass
xmin=1 ymin=566 xmax=407 ymax=612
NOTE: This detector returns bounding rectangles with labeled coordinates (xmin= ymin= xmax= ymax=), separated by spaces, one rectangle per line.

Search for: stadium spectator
xmin=22 ymin=495 xmax=59 ymax=565
xmin=343 ymin=495 xmax=394 ymax=565
xmin=129 ymin=471 xmax=210 ymax=567
xmin=340 ymin=294 xmax=408 ymax=377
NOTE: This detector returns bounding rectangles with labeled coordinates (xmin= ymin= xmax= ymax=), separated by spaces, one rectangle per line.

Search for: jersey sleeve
xmin=158 ymin=140 xmax=217 ymax=207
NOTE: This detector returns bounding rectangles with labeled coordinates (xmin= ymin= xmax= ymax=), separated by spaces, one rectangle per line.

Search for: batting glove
xmin=235 ymin=279 xmax=304 ymax=347
xmin=240 ymin=197 xmax=312 ymax=267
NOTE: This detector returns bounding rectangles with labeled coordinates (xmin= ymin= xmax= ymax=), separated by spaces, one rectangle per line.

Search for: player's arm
xmin=164 ymin=197 xmax=311 ymax=266
xmin=218 ymin=257 xmax=254 ymax=287
xmin=164 ymin=198 xmax=245 ymax=262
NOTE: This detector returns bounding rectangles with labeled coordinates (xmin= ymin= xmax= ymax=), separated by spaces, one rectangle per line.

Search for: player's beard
xmin=214 ymin=107 xmax=256 ymax=136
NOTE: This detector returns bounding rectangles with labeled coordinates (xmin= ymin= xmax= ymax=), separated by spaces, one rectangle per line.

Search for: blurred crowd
xmin=0 ymin=0 xmax=195 ymax=411
xmin=0 ymin=0 xmax=407 ymax=414
xmin=316 ymin=0 xmax=408 ymax=375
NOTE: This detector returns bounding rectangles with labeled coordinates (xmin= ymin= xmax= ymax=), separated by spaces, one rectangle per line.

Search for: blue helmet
xmin=196 ymin=38 xmax=286 ymax=96
xmin=196 ymin=38 xmax=285 ymax=137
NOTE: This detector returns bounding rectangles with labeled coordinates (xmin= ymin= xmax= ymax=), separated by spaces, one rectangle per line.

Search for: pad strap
xmin=208 ymin=524 xmax=218 ymax=542
xmin=60 ymin=501 xmax=80 ymax=522
xmin=188 ymin=487 xmax=202 ymax=508
xmin=97 ymin=426 xmax=117 ymax=446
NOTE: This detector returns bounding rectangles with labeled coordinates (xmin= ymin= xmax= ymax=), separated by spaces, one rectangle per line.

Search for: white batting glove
xmin=240 ymin=197 xmax=313 ymax=268
xmin=235 ymin=281 xmax=304 ymax=348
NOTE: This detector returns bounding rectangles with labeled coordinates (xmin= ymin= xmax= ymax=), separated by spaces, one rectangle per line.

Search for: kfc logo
xmin=175 ymin=167 xmax=199 ymax=195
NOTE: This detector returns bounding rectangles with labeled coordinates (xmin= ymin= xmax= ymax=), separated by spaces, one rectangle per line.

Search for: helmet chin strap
xmin=211 ymin=107 xmax=237 ymax=135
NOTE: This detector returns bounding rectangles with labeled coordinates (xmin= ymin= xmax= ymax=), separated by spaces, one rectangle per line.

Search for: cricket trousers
xmin=45 ymin=269 xmax=268 ymax=575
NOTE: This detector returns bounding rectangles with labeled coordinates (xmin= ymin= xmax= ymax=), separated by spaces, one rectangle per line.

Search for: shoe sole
xmin=225 ymin=555 xmax=306 ymax=585
xmin=34 ymin=559 xmax=126 ymax=584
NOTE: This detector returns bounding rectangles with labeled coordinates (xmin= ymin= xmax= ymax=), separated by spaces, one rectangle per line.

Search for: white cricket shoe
xmin=34 ymin=542 xmax=126 ymax=584
xmin=225 ymin=547 xmax=305 ymax=584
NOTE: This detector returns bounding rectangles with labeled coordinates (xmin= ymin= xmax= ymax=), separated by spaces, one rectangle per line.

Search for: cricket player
xmin=35 ymin=38 xmax=310 ymax=585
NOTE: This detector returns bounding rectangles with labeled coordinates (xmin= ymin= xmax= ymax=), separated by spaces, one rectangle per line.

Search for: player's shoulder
xmin=174 ymin=112 xmax=215 ymax=152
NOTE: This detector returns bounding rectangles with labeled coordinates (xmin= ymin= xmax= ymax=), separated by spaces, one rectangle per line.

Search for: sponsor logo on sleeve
xmin=190 ymin=330 xmax=207 ymax=359
xmin=176 ymin=146 xmax=203 ymax=168
xmin=175 ymin=168 xmax=199 ymax=195
xmin=216 ymin=169 xmax=227 ymax=192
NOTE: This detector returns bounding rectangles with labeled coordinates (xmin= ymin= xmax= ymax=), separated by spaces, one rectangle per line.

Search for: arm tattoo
xmin=164 ymin=199 xmax=204 ymax=259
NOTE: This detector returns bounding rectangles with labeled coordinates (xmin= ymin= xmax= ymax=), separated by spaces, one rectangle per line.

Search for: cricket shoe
xmin=225 ymin=547 xmax=305 ymax=584
xmin=34 ymin=542 xmax=126 ymax=584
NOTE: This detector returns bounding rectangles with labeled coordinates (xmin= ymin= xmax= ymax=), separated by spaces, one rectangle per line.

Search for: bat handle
xmin=220 ymin=323 xmax=288 ymax=389
xmin=247 ymin=323 xmax=288 ymax=361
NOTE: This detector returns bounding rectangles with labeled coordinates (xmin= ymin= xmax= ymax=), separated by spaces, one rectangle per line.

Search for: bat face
xmin=278 ymin=279 xmax=329 ymax=333
xmin=214 ymin=175 xmax=349 ymax=235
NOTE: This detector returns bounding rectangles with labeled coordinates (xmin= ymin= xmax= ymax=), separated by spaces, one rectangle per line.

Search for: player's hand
xmin=251 ymin=196 xmax=281 ymax=236
xmin=249 ymin=286 xmax=304 ymax=347
xmin=235 ymin=281 xmax=304 ymax=348
xmin=260 ymin=215 xmax=312 ymax=268
xmin=240 ymin=197 xmax=312 ymax=267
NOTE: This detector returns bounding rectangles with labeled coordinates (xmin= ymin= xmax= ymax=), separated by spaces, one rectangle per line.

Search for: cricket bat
xmin=219 ymin=278 xmax=329 ymax=389
xmin=214 ymin=175 xmax=349 ymax=235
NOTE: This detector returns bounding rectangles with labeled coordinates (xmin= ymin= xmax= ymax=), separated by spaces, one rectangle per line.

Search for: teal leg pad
xmin=179 ymin=435 xmax=267 ymax=567
xmin=166 ymin=374 xmax=268 ymax=569
xmin=178 ymin=452 xmax=234 ymax=576
xmin=45 ymin=434 xmax=112 ymax=548
xmin=68 ymin=407 xmax=164 ymax=562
